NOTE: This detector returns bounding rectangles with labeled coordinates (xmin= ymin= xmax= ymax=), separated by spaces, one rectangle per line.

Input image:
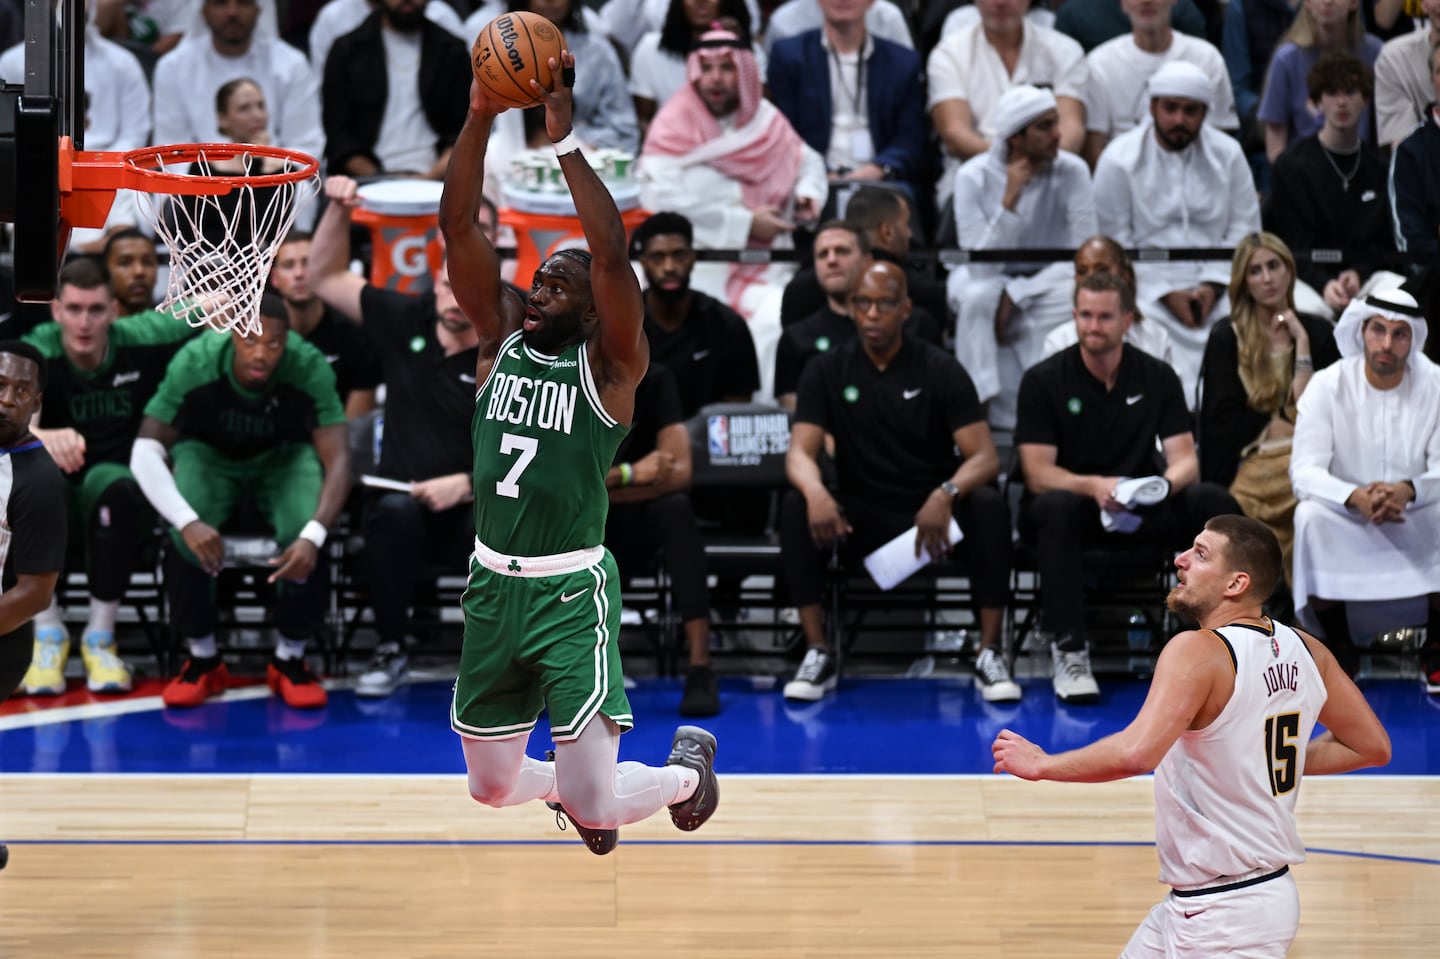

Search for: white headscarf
xmin=990 ymin=85 xmax=1058 ymax=154
xmin=1147 ymin=61 xmax=1212 ymax=108
xmin=1333 ymin=287 xmax=1430 ymax=364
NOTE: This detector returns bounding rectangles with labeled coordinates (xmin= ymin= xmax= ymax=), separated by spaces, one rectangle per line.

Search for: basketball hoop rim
xmin=120 ymin=142 xmax=321 ymax=192
xmin=61 ymin=139 xmax=321 ymax=197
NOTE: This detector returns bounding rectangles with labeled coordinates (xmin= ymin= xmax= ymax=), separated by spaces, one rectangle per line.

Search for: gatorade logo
xmin=497 ymin=16 xmax=525 ymax=73
xmin=391 ymin=233 xmax=430 ymax=278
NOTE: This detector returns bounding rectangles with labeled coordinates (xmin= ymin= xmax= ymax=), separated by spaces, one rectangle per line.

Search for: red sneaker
xmin=266 ymin=656 xmax=328 ymax=709
xmin=162 ymin=657 xmax=230 ymax=708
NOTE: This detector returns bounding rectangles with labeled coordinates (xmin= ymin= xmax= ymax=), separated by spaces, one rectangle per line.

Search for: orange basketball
xmin=472 ymin=11 xmax=569 ymax=110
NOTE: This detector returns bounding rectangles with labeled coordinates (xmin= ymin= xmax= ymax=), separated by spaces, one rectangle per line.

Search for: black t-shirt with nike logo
xmin=360 ymin=286 xmax=478 ymax=482
xmin=1015 ymin=343 xmax=1190 ymax=481
xmin=794 ymin=335 xmax=981 ymax=510
xmin=643 ymin=289 xmax=759 ymax=420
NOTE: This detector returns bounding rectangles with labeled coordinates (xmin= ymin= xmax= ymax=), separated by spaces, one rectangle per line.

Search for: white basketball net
xmin=134 ymin=149 xmax=320 ymax=337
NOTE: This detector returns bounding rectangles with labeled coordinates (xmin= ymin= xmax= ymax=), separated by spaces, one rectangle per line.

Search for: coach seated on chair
xmin=1016 ymin=272 xmax=1240 ymax=706
xmin=779 ymin=261 xmax=1013 ymax=706
xmin=605 ymin=363 xmax=722 ymax=718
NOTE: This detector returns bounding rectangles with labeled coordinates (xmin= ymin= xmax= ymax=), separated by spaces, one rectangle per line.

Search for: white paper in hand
xmin=361 ymin=474 xmax=413 ymax=493
xmin=862 ymin=518 xmax=963 ymax=591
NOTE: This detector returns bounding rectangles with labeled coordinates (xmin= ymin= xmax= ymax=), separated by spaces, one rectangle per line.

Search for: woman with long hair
xmin=1198 ymin=232 xmax=1341 ymax=583
xmin=1258 ymin=0 xmax=1382 ymax=161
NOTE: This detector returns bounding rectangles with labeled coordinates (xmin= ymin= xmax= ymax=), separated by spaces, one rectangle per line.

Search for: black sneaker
xmin=665 ymin=725 xmax=719 ymax=831
xmin=543 ymin=749 xmax=618 ymax=855
xmin=783 ymin=647 xmax=836 ymax=702
xmin=679 ymin=664 xmax=721 ymax=717
xmin=0 ymin=842 xmax=8 ymax=871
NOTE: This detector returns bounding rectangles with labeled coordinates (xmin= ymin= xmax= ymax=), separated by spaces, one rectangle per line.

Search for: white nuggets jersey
xmin=1153 ymin=619 xmax=1328 ymax=888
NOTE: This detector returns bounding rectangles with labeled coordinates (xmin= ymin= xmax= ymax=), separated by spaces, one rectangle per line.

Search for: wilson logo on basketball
xmin=496 ymin=16 xmax=526 ymax=73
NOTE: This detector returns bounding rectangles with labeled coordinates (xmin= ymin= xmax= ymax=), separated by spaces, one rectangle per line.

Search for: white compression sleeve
xmin=130 ymin=437 xmax=200 ymax=531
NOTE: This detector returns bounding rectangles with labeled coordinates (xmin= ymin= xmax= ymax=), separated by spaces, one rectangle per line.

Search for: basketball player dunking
xmin=0 ymin=341 xmax=69 ymax=871
xmin=993 ymin=515 xmax=1391 ymax=957
xmin=438 ymin=53 xmax=718 ymax=855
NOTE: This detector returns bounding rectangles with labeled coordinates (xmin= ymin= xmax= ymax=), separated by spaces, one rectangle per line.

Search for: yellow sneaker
xmin=21 ymin=626 xmax=70 ymax=696
xmin=80 ymin=631 xmax=132 ymax=694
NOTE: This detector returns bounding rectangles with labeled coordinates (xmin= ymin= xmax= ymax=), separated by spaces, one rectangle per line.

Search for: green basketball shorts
xmin=451 ymin=537 xmax=633 ymax=742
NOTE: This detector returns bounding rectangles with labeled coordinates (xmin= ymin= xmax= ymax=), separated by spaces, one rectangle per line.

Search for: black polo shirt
xmin=644 ymin=290 xmax=760 ymax=420
xmin=299 ymin=304 xmax=384 ymax=406
xmin=613 ymin=363 xmax=684 ymax=464
xmin=1015 ymin=344 xmax=1190 ymax=479
xmin=774 ymin=304 xmax=943 ymax=398
xmin=795 ymin=336 xmax=982 ymax=508
xmin=360 ymin=286 xmax=479 ymax=482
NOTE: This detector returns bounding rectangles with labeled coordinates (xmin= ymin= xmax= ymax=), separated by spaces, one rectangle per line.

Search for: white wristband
xmin=552 ymin=132 xmax=581 ymax=157
xmin=299 ymin=520 xmax=327 ymax=549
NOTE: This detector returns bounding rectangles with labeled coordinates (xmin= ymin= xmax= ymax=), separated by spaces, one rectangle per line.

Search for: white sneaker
xmin=974 ymin=647 xmax=1021 ymax=702
xmin=783 ymin=647 xmax=836 ymax=702
xmin=355 ymin=646 xmax=408 ymax=698
xmin=1051 ymin=643 xmax=1100 ymax=703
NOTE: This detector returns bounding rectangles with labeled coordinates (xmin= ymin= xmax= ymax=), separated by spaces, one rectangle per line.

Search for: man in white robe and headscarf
xmin=946 ymin=84 xmax=1096 ymax=430
xmin=637 ymin=27 xmax=827 ymax=366
xmin=1092 ymin=60 xmax=1259 ymax=410
xmin=1290 ymin=287 xmax=1440 ymax=694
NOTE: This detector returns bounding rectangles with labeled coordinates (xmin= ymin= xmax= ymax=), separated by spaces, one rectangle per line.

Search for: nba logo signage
xmin=708 ymin=415 xmax=730 ymax=457
xmin=707 ymin=412 xmax=789 ymax=466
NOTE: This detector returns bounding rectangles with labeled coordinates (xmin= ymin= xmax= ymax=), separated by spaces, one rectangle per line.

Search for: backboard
xmin=0 ymin=0 xmax=85 ymax=301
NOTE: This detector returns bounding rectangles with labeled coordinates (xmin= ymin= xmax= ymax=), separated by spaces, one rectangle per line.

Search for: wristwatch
xmin=880 ymin=163 xmax=897 ymax=180
xmin=939 ymin=480 xmax=961 ymax=499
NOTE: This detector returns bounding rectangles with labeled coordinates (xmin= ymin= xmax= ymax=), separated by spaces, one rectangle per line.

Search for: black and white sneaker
xmin=355 ymin=644 xmax=408 ymax=698
xmin=666 ymin=725 xmax=719 ymax=831
xmin=1051 ymin=642 xmax=1100 ymax=704
xmin=974 ymin=647 xmax=1022 ymax=702
xmin=783 ymin=647 xmax=836 ymax=702
xmin=544 ymin=750 xmax=618 ymax=855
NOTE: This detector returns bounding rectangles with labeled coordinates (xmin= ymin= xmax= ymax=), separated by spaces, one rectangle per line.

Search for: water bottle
xmin=1126 ymin=609 xmax=1150 ymax=652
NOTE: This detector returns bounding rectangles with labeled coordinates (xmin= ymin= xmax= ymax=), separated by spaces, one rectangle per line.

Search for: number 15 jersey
xmin=472 ymin=331 xmax=628 ymax=556
xmin=1153 ymin=619 xmax=1327 ymax=888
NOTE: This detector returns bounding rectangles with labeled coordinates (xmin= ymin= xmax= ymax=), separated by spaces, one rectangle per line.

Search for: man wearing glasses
xmin=778 ymin=261 xmax=1015 ymax=703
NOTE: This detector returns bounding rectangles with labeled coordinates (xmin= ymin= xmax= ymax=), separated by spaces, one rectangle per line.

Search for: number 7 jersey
xmin=1152 ymin=619 xmax=1328 ymax=888
xmin=471 ymin=331 xmax=629 ymax=556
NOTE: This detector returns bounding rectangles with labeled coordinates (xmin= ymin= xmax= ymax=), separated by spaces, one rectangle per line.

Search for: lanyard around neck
xmin=828 ymin=40 xmax=867 ymax=116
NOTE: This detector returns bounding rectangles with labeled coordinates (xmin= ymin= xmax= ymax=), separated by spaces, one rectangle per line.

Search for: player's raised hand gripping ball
xmin=472 ymin=11 xmax=570 ymax=109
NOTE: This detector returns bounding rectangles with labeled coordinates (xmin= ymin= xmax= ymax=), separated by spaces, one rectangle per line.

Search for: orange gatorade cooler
xmin=352 ymin=180 xmax=446 ymax=293
xmin=499 ymin=179 xmax=647 ymax=283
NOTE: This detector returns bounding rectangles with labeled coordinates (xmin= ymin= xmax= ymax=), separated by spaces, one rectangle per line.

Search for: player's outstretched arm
xmin=1298 ymin=630 xmax=1391 ymax=775
xmin=994 ymin=630 xmax=1225 ymax=782
xmin=536 ymin=52 xmax=645 ymax=373
xmin=439 ymin=84 xmax=522 ymax=347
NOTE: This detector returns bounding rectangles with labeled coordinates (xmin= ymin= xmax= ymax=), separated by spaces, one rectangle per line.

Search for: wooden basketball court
xmin=2 ymin=774 xmax=1434 ymax=956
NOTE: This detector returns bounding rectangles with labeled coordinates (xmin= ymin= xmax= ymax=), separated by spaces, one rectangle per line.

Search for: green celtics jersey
xmin=472 ymin=331 xmax=628 ymax=556
xmin=144 ymin=330 xmax=346 ymax=460
xmin=24 ymin=310 xmax=199 ymax=469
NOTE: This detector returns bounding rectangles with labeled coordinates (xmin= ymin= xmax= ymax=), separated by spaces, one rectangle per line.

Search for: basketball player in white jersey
xmin=993 ymin=514 xmax=1391 ymax=958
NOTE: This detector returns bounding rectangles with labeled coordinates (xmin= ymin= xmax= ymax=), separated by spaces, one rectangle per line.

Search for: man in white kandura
xmin=1289 ymin=287 xmax=1440 ymax=694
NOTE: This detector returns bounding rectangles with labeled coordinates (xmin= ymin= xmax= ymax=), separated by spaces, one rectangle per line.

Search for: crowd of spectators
xmin=4 ymin=0 xmax=1439 ymax=715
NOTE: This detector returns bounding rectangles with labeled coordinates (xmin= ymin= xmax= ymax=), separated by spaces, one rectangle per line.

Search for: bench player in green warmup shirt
xmin=21 ymin=259 xmax=199 ymax=695
xmin=438 ymin=55 xmax=719 ymax=855
xmin=130 ymin=294 xmax=351 ymax=710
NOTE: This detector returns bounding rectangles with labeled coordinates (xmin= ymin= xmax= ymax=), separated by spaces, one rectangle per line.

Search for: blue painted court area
xmin=2 ymin=676 xmax=1436 ymax=775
